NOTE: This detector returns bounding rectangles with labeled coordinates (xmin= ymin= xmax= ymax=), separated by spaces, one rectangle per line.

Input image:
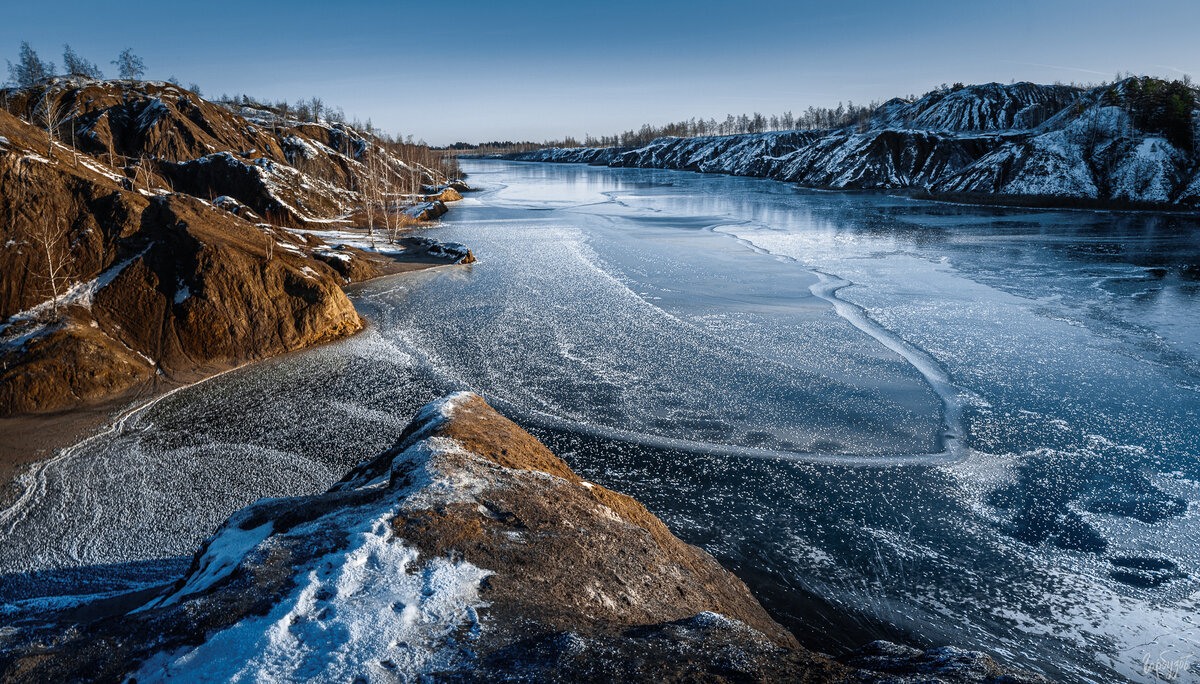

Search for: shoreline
xmin=0 ymin=228 xmax=472 ymax=514
xmin=486 ymin=156 xmax=1200 ymax=216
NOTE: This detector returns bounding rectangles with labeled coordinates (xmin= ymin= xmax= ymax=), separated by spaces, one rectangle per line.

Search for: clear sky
xmin=3 ymin=0 xmax=1197 ymax=145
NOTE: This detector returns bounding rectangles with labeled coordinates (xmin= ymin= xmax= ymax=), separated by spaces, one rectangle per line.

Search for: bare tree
xmin=360 ymin=139 xmax=380 ymax=245
xmin=6 ymin=41 xmax=54 ymax=88
xmin=37 ymin=92 xmax=71 ymax=159
xmin=111 ymin=48 xmax=146 ymax=80
xmin=14 ymin=168 xmax=75 ymax=319
xmin=134 ymin=154 xmax=156 ymax=192
xmin=62 ymin=44 xmax=103 ymax=79
xmin=377 ymin=148 xmax=400 ymax=243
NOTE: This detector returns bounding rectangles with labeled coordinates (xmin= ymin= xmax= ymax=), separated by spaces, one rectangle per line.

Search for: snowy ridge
xmin=510 ymin=80 xmax=1200 ymax=207
xmin=868 ymin=82 xmax=1080 ymax=132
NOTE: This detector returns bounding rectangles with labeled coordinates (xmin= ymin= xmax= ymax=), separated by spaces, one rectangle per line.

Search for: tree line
xmin=451 ymin=75 xmax=1197 ymax=155
xmin=5 ymin=41 xmax=148 ymax=86
xmin=444 ymin=102 xmax=885 ymax=154
xmin=1108 ymin=76 xmax=1197 ymax=150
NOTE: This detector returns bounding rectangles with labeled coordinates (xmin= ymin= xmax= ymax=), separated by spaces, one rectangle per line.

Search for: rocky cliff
xmin=0 ymin=393 xmax=1048 ymax=683
xmin=0 ymin=79 xmax=472 ymax=416
xmin=508 ymin=79 xmax=1200 ymax=208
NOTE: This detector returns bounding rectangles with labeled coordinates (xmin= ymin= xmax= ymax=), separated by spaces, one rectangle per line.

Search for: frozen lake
xmin=2 ymin=159 xmax=1198 ymax=682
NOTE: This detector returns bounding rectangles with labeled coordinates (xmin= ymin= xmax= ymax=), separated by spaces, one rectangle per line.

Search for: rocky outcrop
xmin=0 ymin=80 xmax=471 ymax=416
xmin=508 ymin=80 xmax=1200 ymax=208
xmin=403 ymin=199 xmax=449 ymax=221
xmin=0 ymin=394 xmax=1047 ymax=683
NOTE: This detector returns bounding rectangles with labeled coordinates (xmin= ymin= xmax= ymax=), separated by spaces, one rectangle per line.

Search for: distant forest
xmin=444 ymin=102 xmax=877 ymax=156
xmin=447 ymin=74 xmax=1192 ymax=155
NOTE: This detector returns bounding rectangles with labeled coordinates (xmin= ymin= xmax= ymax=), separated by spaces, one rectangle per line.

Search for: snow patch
xmin=133 ymin=513 xmax=490 ymax=682
xmin=1 ymin=245 xmax=153 ymax=330
xmin=154 ymin=519 xmax=275 ymax=607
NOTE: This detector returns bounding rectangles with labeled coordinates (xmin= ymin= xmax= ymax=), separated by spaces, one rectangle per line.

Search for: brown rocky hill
xmin=0 ymin=393 xmax=1046 ymax=682
xmin=0 ymin=80 xmax=470 ymax=417
xmin=1 ymin=77 xmax=441 ymax=225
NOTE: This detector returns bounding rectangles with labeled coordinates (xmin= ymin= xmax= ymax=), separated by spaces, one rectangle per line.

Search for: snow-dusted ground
xmin=2 ymin=161 xmax=1197 ymax=683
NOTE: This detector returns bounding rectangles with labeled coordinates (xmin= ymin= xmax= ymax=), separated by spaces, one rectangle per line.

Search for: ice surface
xmin=3 ymin=160 xmax=1198 ymax=683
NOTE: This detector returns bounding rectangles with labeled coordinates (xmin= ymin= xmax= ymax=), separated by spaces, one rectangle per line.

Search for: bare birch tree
xmin=37 ymin=92 xmax=71 ymax=158
xmin=14 ymin=168 xmax=75 ymax=319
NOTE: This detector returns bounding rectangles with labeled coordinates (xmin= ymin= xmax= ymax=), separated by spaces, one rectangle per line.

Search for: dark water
xmin=2 ymin=160 xmax=1198 ymax=682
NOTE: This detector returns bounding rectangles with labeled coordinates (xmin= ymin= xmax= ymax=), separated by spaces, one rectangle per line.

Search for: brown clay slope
xmin=0 ymin=77 xmax=472 ymax=417
xmin=0 ymin=108 xmax=370 ymax=416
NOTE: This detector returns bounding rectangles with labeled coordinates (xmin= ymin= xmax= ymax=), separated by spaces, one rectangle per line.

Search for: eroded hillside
xmin=0 ymin=78 xmax=471 ymax=416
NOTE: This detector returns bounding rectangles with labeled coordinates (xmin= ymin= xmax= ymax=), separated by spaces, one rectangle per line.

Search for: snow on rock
xmin=868 ymin=82 xmax=1079 ymax=132
xmin=135 ymin=513 xmax=490 ymax=682
xmin=935 ymin=130 xmax=1101 ymax=198
xmin=0 ymin=245 xmax=153 ymax=329
xmin=136 ymin=98 xmax=170 ymax=132
xmin=402 ymin=200 xmax=449 ymax=221
xmin=152 ymin=517 xmax=275 ymax=607
xmin=396 ymin=236 xmax=475 ymax=265
xmin=281 ymin=134 xmax=319 ymax=162
xmin=1179 ymin=167 xmax=1200 ymax=208
xmin=212 ymin=194 xmax=262 ymax=221
xmin=510 ymin=80 xmax=1200 ymax=207
xmin=1106 ymin=136 xmax=1186 ymax=202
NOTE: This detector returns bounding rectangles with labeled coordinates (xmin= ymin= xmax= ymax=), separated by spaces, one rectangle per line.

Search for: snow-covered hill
xmin=510 ymin=80 xmax=1200 ymax=208
xmin=869 ymin=82 xmax=1079 ymax=132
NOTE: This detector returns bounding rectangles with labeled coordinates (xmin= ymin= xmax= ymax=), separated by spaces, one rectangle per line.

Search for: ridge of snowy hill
xmin=508 ymin=79 xmax=1200 ymax=208
xmin=868 ymin=82 xmax=1080 ymax=132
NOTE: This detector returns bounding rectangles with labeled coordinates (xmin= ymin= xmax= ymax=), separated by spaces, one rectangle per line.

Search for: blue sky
xmin=3 ymin=0 xmax=1197 ymax=145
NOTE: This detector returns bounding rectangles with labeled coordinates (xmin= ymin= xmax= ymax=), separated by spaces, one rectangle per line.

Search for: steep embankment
xmin=0 ymin=79 xmax=472 ymax=417
xmin=509 ymin=80 xmax=1200 ymax=208
xmin=0 ymin=393 xmax=1047 ymax=683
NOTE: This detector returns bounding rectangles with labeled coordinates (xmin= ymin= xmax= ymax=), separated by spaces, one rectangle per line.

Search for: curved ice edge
xmin=710 ymin=224 xmax=968 ymax=463
xmin=808 ymin=272 xmax=966 ymax=460
xmin=483 ymin=393 xmax=956 ymax=466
